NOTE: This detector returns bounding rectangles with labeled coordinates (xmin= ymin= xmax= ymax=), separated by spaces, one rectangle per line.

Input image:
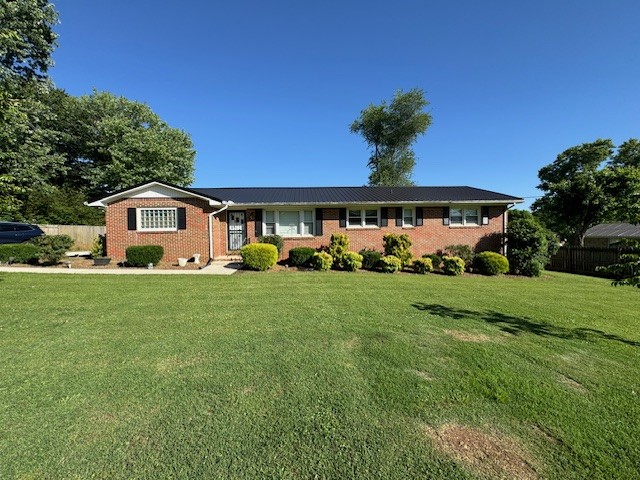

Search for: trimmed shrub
xmin=91 ymin=234 xmax=107 ymax=258
xmin=30 ymin=235 xmax=74 ymax=265
xmin=444 ymin=244 xmax=474 ymax=269
xmin=126 ymin=245 xmax=164 ymax=267
xmin=258 ymin=235 xmax=284 ymax=255
xmin=474 ymin=251 xmax=509 ymax=276
xmin=312 ymin=251 xmax=333 ymax=271
xmin=383 ymin=233 xmax=413 ymax=267
xmin=341 ymin=251 xmax=363 ymax=272
xmin=412 ymin=257 xmax=433 ymax=274
xmin=328 ymin=233 xmax=349 ymax=267
xmin=289 ymin=246 xmax=316 ymax=267
xmin=0 ymin=243 xmax=40 ymax=263
xmin=442 ymin=255 xmax=465 ymax=276
xmin=360 ymin=249 xmax=382 ymax=271
xmin=422 ymin=253 xmax=442 ymax=270
xmin=379 ymin=255 xmax=402 ymax=273
xmin=240 ymin=243 xmax=278 ymax=271
xmin=507 ymin=216 xmax=549 ymax=277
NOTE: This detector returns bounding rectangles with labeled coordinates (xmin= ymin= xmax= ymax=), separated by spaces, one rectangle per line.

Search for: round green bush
xmin=359 ymin=249 xmax=382 ymax=270
xmin=412 ymin=257 xmax=433 ymax=274
xmin=240 ymin=243 xmax=278 ymax=271
xmin=30 ymin=234 xmax=75 ymax=265
xmin=312 ymin=251 xmax=333 ymax=271
xmin=258 ymin=235 xmax=284 ymax=255
xmin=474 ymin=251 xmax=509 ymax=275
xmin=442 ymin=255 xmax=465 ymax=276
xmin=422 ymin=253 xmax=442 ymax=270
xmin=126 ymin=245 xmax=164 ymax=267
xmin=288 ymin=247 xmax=316 ymax=267
xmin=341 ymin=251 xmax=363 ymax=271
xmin=379 ymin=255 xmax=402 ymax=273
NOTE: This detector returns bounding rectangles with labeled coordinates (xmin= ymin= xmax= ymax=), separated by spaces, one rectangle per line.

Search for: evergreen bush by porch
xmin=240 ymin=243 xmax=278 ymax=271
xmin=289 ymin=247 xmax=316 ymax=267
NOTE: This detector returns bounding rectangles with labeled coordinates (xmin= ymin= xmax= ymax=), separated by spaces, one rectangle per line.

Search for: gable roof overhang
xmin=86 ymin=181 xmax=225 ymax=207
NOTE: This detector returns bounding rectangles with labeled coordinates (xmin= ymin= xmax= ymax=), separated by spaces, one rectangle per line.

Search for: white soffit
xmin=87 ymin=182 xmax=222 ymax=207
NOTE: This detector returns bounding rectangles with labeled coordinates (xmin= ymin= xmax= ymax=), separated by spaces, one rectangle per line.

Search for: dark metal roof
xmin=584 ymin=223 xmax=640 ymax=239
xmin=191 ymin=186 xmax=522 ymax=205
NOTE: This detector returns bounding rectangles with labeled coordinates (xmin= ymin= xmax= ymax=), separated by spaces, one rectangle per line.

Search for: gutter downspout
xmin=208 ymin=202 xmax=230 ymax=262
xmin=503 ymin=203 xmax=517 ymax=256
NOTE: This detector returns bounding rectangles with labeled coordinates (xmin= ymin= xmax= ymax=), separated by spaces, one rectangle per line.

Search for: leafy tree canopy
xmin=0 ymin=0 xmax=58 ymax=80
xmin=0 ymin=1 xmax=196 ymax=224
xmin=350 ymin=88 xmax=432 ymax=186
xmin=532 ymin=139 xmax=640 ymax=245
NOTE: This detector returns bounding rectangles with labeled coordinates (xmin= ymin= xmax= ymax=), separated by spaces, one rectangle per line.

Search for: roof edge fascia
xmin=87 ymin=181 xmax=224 ymax=207
xmin=226 ymin=199 xmax=524 ymax=208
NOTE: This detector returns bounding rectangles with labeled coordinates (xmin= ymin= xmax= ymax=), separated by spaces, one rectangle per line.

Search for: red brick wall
xmin=245 ymin=206 xmax=506 ymax=259
xmin=105 ymin=197 xmax=218 ymax=263
xmin=106 ymin=200 xmax=507 ymax=262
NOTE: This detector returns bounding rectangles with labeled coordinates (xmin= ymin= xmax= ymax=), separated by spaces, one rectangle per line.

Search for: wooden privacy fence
xmin=549 ymin=246 xmax=638 ymax=277
xmin=38 ymin=225 xmax=106 ymax=251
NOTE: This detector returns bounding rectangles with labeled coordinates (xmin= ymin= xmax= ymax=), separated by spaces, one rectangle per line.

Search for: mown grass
xmin=1 ymin=270 xmax=638 ymax=479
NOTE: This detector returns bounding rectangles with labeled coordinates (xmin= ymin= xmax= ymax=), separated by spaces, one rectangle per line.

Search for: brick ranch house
xmin=88 ymin=180 xmax=523 ymax=263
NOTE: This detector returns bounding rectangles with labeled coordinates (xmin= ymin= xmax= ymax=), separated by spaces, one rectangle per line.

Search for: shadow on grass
xmin=411 ymin=303 xmax=640 ymax=348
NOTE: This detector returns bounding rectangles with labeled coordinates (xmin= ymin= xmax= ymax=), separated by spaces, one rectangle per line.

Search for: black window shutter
xmin=315 ymin=208 xmax=323 ymax=236
xmin=380 ymin=207 xmax=388 ymax=227
xmin=442 ymin=207 xmax=450 ymax=226
xmin=481 ymin=206 xmax=490 ymax=225
xmin=416 ymin=207 xmax=424 ymax=226
xmin=395 ymin=207 xmax=402 ymax=227
xmin=255 ymin=209 xmax=263 ymax=237
xmin=177 ymin=208 xmax=187 ymax=230
xmin=127 ymin=208 xmax=136 ymax=230
xmin=339 ymin=208 xmax=347 ymax=228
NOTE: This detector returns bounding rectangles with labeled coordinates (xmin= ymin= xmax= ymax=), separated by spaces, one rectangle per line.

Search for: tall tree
xmin=350 ymin=88 xmax=432 ymax=186
xmin=43 ymin=90 xmax=196 ymax=199
xmin=532 ymin=139 xmax=640 ymax=245
xmin=0 ymin=0 xmax=58 ymax=80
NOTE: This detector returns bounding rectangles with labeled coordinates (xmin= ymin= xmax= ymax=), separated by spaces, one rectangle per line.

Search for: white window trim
xmin=449 ymin=206 xmax=480 ymax=227
xmin=402 ymin=207 xmax=415 ymax=228
xmin=137 ymin=207 xmax=178 ymax=232
xmin=263 ymin=209 xmax=315 ymax=238
xmin=346 ymin=207 xmax=380 ymax=229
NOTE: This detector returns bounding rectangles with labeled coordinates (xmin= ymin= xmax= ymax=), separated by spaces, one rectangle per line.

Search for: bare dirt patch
xmin=344 ymin=336 xmax=361 ymax=350
xmin=558 ymin=374 xmax=588 ymax=394
xmin=156 ymin=354 xmax=204 ymax=374
xmin=444 ymin=329 xmax=492 ymax=343
xmin=408 ymin=369 xmax=434 ymax=381
xmin=423 ymin=423 xmax=539 ymax=480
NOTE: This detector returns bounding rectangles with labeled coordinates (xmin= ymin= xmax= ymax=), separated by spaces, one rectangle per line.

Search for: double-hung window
xmin=263 ymin=210 xmax=314 ymax=237
xmin=450 ymin=207 xmax=479 ymax=226
xmin=138 ymin=208 xmax=177 ymax=231
xmin=403 ymin=208 xmax=414 ymax=227
xmin=347 ymin=208 xmax=379 ymax=228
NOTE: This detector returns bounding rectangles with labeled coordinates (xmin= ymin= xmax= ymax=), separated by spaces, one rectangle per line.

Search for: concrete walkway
xmin=0 ymin=261 xmax=242 ymax=275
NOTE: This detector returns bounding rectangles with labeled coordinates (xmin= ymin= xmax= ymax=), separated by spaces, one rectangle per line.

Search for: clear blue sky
xmin=51 ymin=1 xmax=640 ymax=209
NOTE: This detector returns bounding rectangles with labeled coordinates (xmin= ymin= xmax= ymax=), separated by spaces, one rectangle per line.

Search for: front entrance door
xmin=228 ymin=211 xmax=246 ymax=251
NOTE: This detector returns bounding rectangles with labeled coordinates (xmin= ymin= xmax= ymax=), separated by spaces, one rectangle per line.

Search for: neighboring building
xmin=583 ymin=222 xmax=640 ymax=248
xmin=88 ymin=180 xmax=523 ymax=263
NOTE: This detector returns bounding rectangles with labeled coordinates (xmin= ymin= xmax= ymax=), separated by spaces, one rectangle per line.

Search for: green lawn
xmin=1 ymin=270 xmax=639 ymax=479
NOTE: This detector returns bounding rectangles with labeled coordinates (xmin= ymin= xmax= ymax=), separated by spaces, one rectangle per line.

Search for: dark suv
xmin=0 ymin=222 xmax=45 ymax=244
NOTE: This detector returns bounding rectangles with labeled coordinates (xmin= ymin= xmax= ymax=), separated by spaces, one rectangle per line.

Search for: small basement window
xmin=138 ymin=208 xmax=177 ymax=231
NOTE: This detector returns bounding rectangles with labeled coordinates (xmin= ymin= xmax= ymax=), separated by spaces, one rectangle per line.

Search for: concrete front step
xmin=214 ymin=255 xmax=242 ymax=261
